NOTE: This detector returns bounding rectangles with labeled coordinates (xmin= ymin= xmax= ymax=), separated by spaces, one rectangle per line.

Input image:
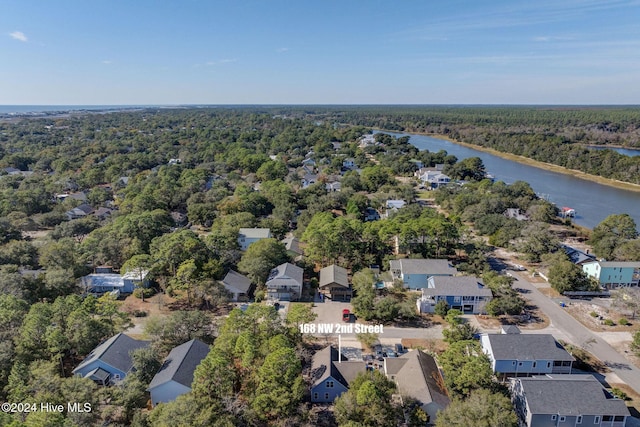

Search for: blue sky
xmin=2 ymin=0 xmax=640 ymax=105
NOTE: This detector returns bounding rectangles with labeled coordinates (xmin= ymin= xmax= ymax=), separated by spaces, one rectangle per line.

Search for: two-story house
xmin=481 ymin=333 xmax=574 ymax=380
xmin=310 ymin=346 xmax=366 ymax=403
xmin=266 ymin=262 xmax=304 ymax=301
xmin=417 ymin=276 xmax=493 ymax=314
xmin=319 ymin=264 xmax=351 ymax=302
xmin=389 ymin=259 xmax=457 ymax=289
xmin=582 ymin=261 xmax=640 ymax=289
xmin=511 ymin=375 xmax=629 ymax=427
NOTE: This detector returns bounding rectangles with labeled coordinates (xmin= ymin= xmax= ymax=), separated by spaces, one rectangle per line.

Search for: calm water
xmin=381 ymin=131 xmax=640 ymax=230
xmin=0 ymin=105 xmax=157 ymax=115
xmin=588 ymin=145 xmax=640 ymax=157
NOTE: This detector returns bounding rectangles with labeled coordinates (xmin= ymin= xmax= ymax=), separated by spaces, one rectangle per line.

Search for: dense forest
xmin=0 ymin=106 xmax=638 ymax=426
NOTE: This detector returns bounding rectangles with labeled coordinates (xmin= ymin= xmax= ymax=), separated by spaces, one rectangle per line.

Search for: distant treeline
xmin=310 ymin=105 xmax=640 ymax=185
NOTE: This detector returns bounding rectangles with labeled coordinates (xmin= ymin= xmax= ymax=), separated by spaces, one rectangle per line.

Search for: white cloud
xmin=206 ymin=58 xmax=237 ymax=66
xmin=276 ymin=47 xmax=289 ymax=53
xmin=9 ymin=31 xmax=28 ymax=42
xmin=102 ymin=60 xmax=112 ymax=64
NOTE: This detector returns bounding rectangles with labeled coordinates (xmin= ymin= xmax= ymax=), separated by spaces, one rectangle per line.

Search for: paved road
xmin=509 ymin=270 xmax=640 ymax=394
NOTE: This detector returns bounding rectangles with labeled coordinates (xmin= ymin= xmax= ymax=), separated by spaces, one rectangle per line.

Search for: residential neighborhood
xmin=1 ymin=107 xmax=640 ymax=426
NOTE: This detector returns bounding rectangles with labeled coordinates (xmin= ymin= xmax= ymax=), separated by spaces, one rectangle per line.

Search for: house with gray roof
xmin=481 ymin=333 xmax=574 ymax=379
xmin=582 ymin=260 xmax=640 ymax=289
xmin=81 ymin=269 xmax=149 ymax=295
xmin=511 ymin=374 xmax=629 ymax=427
xmin=148 ymin=339 xmax=210 ymax=406
xmin=389 ymin=258 xmax=457 ymax=289
xmin=221 ymin=270 xmax=252 ymax=301
xmin=384 ymin=350 xmax=450 ymax=424
xmin=319 ymin=264 xmax=351 ymax=301
xmin=561 ymin=244 xmax=596 ymax=265
xmin=383 ymin=199 xmax=406 ymax=218
xmin=417 ymin=276 xmax=492 ymax=314
xmin=66 ymin=203 xmax=94 ymax=220
xmin=238 ymin=228 xmax=271 ymax=251
xmin=310 ymin=346 xmax=366 ymax=403
xmin=281 ymin=236 xmax=303 ymax=258
xmin=266 ymin=262 xmax=304 ymax=301
xmin=72 ymin=333 xmax=150 ymax=385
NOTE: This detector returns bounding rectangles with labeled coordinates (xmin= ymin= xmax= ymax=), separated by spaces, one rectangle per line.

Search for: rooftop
xmin=422 ymin=276 xmax=492 ymax=297
xmin=222 ymin=270 xmax=252 ymax=293
xmin=319 ymin=265 xmax=349 ymax=288
xmin=238 ymin=228 xmax=271 ymax=239
xmin=387 ymin=350 xmax=450 ymax=411
xmin=148 ymin=339 xmax=210 ymax=390
xmin=389 ymin=258 xmax=457 ymax=276
xmin=484 ymin=334 xmax=574 ymax=361
xmin=73 ymin=333 xmax=150 ymax=375
xmin=310 ymin=346 xmax=366 ymax=388
xmin=516 ymin=375 xmax=629 ymax=416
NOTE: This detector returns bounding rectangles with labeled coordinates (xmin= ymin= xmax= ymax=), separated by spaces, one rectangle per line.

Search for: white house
xmin=238 ymin=228 xmax=271 ymax=251
xmin=266 ymin=262 xmax=304 ymax=301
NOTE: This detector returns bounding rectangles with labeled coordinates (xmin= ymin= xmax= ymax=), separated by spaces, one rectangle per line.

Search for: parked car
xmin=386 ymin=351 xmax=397 ymax=358
xmin=342 ymin=309 xmax=351 ymax=322
xmin=394 ymin=343 xmax=404 ymax=354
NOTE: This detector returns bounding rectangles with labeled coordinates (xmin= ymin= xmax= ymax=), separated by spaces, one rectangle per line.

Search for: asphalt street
xmin=509 ymin=270 xmax=640 ymax=395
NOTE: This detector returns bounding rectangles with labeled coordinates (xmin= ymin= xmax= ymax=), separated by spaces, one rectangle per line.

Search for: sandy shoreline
xmin=404 ymin=130 xmax=640 ymax=194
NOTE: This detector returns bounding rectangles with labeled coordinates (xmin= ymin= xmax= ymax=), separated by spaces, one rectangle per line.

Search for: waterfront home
xmin=582 ymin=261 xmax=640 ymax=289
xmin=389 ymin=258 xmax=457 ymax=289
xmin=504 ymin=208 xmax=529 ymax=221
xmin=310 ymin=346 xmax=366 ymax=403
xmin=383 ymin=349 xmax=449 ymax=423
xmin=511 ymin=375 xmax=629 ymax=427
xmin=480 ymin=333 xmax=573 ymax=379
xmin=238 ymin=228 xmax=271 ymax=251
xmin=417 ymin=170 xmax=451 ymax=189
xmin=562 ymin=244 xmax=596 ymax=265
xmin=148 ymin=339 xmax=210 ymax=407
xmin=417 ymin=276 xmax=492 ymax=314
xmin=266 ymin=262 xmax=304 ymax=301
xmin=73 ymin=333 xmax=150 ymax=385
xmin=319 ymin=264 xmax=351 ymax=301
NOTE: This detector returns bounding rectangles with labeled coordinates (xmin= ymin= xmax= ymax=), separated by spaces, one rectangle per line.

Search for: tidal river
xmin=380 ymin=131 xmax=640 ymax=230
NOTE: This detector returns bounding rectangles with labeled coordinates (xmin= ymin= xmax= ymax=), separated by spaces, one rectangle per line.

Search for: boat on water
xmin=561 ymin=207 xmax=576 ymax=217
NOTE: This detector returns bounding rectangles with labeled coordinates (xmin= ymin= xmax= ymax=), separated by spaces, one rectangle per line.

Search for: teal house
xmin=582 ymin=261 xmax=640 ymax=289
